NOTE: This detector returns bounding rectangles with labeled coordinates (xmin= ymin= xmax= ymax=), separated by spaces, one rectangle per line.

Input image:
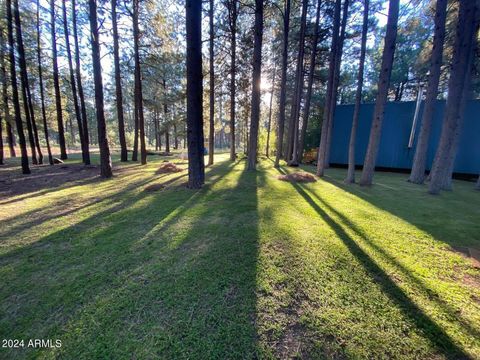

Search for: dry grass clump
xmin=277 ymin=172 xmax=317 ymax=183
xmin=157 ymin=162 xmax=184 ymax=174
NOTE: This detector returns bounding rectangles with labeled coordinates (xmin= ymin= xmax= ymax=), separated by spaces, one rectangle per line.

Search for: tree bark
xmin=247 ymin=0 xmax=264 ymax=170
xmin=208 ymin=0 xmax=215 ymax=165
xmin=36 ymin=0 xmax=53 ymax=165
xmin=299 ymin=0 xmax=322 ymax=163
xmin=316 ymin=0 xmax=341 ymax=176
xmin=345 ymin=0 xmax=369 ymax=183
xmin=429 ymin=1 xmax=478 ymax=194
xmin=0 ymin=22 xmax=15 ymax=159
xmin=266 ymin=61 xmax=277 ymax=157
xmin=62 ymin=0 xmax=87 ymax=164
xmin=227 ymin=0 xmax=238 ymax=161
xmin=88 ymin=0 xmax=112 ymax=178
xmin=133 ymin=0 xmax=147 ymax=165
xmin=111 ymin=0 xmax=128 ymax=162
xmin=72 ymin=0 xmax=90 ymax=164
xmin=50 ymin=0 xmax=67 ymax=160
xmin=321 ymin=0 xmax=350 ymax=172
xmin=186 ymin=0 xmax=205 ymax=188
xmin=287 ymin=0 xmax=308 ymax=166
xmin=359 ymin=0 xmax=400 ymax=186
xmin=174 ymin=123 xmax=178 ymax=149
xmin=14 ymin=0 xmax=42 ymax=165
xmin=274 ymin=0 xmax=291 ymax=168
xmin=6 ymin=0 xmax=29 ymax=173
xmin=408 ymin=0 xmax=447 ymax=184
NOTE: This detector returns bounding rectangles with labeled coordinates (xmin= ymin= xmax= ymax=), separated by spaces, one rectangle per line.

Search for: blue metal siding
xmin=329 ymin=100 xmax=480 ymax=174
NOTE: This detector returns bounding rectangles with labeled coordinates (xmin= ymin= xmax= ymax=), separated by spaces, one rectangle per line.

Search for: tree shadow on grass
xmin=276 ymin=167 xmax=472 ymax=359
xmin=0 ymin=159 xmax=261 ymax=359
xmin=307 ymin=167 xmax=480 ymax=250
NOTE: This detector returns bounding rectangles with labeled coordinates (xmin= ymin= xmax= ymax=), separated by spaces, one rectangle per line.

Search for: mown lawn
xmin=0 ymin=153 xmax=479 ymax=359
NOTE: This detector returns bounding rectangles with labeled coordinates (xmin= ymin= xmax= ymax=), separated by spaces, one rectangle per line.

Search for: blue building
xmin=329 ymin=100 xmax=480 ymax=176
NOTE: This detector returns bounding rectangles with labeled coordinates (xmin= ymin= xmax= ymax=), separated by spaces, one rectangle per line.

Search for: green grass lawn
xmin=0 ymin=153 xmax=479 ymax=359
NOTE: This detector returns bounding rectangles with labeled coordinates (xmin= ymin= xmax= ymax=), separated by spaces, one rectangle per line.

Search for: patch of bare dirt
xmin=156 ymin=162 xmax=184 ymax=174
xmin=277 ymin=172 xmax=317 ymax=183
xmin=144 ymin=183 xmax=165 ymax=192
xmin=450 ymin=246 xmax=480 ymax=268
xmin=463 ymin=273 xmax=480 ymax=289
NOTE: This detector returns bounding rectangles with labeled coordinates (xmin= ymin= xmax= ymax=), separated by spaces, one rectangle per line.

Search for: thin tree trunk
xmin=288 ymin=0 xmax=308 ymax=166
xmin=154 ymin=109 xmax=159 ymax=151
xmin=133 ymin=0 xmax=146 ymax=165
xmin=345 ymin=0 xmax=369 ymax=183
xmin=132 ymin=102 xmax=139 ymax=160
xmin=36 ymin=0 xmax=53 ymax=165
xmin=14 ymin=0 xmax=41 ymax=165
xmin=323 ymin=0 xmax=350 ymax=170
xmin=111 ymin=0 xmax=127 ymax=162
xmin=6 ymin=0 xmax=29 ymax=173
xmin=174 ymin=123 xmax=178 ymax=149
xmin=0 ymin=24 xmax=15 ymax=159
xmin=359 ymin=0 xmax=400 ymax=186
xmin=88 ymin=0 xmax=112 ymax=178
xmin=247 ymin=0 xmax=264 ymax=170
xmin=50 ymin=0 xmax=67 ymax=160
xmin=186 ymin=0 xmax=205 ymax=188
xmin=274 ymin=0 xmax=290 ymax=168
xmin=316 ymin=0 xmax=341 ymax=176
xmin=62 ymin=0 xmax=87 ymax=164
xmin=408 ymin=0 xmax=447 ymax=184
xmin=266 ymin=61 xmax=277 ymax=157
xmin=208 ymin=0 xmax=215 ymax=165
xmin=227 ymin=0 xmax=238 ymax=161
xmin=299 ymin=0 xmax=322 ymax=163
xmin=72 ymin=0 xmax=90 ymax=164
xmin=429 ymin=1 xmax=478 ymax=194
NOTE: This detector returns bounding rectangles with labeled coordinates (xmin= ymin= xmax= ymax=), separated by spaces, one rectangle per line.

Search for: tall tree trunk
xmin=208 ymin=0 xmax=215 ymax=165
xmin=133 ymin=0 xmax=147 ymax=164
xmin=154 ymin=109 xmax=159 ymax=151
xmin=88 ymin=0 xmax=112 ymax=178
xmin=266 ymin=61 xmax=277 ymax=157
xmin=186 ymin=0 xmax=205 ymax=187
xmin=6 ymin=0 xmax=29 ymax=173
xmin=316 ymin=0 xmax=341 ymax=176
xmin=429 ymin=1 xmax=478 ymax=194
xmin=247 ymin=0 xmax=264 ymax=170
xmin=132 ymin=104 xmax=139 ymax=160
xmin=50 ymin=0 xmax=67 ymax=160
xmin=408 ymin=0 xmax=447 ymax=184
xmin=227 ymin=0 xmax=238 ymax=161
xmin=62 ymin=0 xmax=87 ymax=164
xmin=0 ymin=23 xmax=15 ymax=159
xmin=345 ymin=0 xmax=369 ymax=183
xmin=287 ymin=0 xmax=308 ymax=166
xmin=14 ymin=0 xmax=41 ymax=165
xmin=299 ymin=0 xmax=322 ymax=163
xmin=359 ymin=0 xmax=400 ymax=186
xmin=72 ymin=0 xmax=90 ymax=164
xmin=111 ymin=0 xmax=127 ymax=162
xmin=274 ymin=0 xmax=291 ymax=168
xmin=322 ymin=0 xmax=350 ymax=172
xmin=0 ymin=105 xmax=3 ymax=164
xmin=163 ymin=79 xmax=170 ymax=153
xmin=174 ymin=123 xmax=178 ymax=149
xmin=36 ymin=0 xmax=53 ymax=165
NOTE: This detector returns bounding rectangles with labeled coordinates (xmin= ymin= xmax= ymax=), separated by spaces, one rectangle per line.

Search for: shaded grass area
xmin=0 ymin=154 xmax=479 ymax=359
